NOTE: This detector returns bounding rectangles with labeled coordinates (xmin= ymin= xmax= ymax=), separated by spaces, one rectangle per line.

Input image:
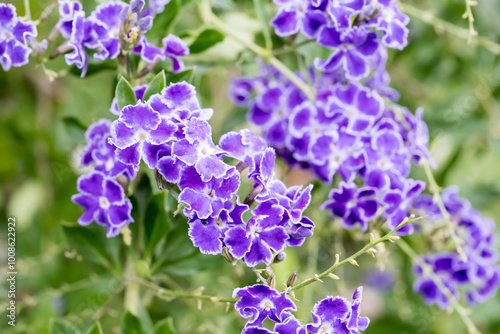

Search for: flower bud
xmin=222 ymin=247 xmax=236 ymax=265
xmin=286 ymin=271 xmax=298 ymax=287
xmin=130 ymin=0 xmax=145 ymax=13
xmin=139 ymin=16 xmax=153 ymax=32
xmin=267 ymin=274 xmax=276 ymax=289
xmin=273 ymin=252 xmax=286 ymax=264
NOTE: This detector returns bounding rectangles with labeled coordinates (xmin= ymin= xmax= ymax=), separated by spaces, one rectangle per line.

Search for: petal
xmin=188 ymin=220 xmax=222 ymax=255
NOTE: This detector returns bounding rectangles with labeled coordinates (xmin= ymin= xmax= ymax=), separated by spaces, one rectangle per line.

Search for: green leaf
xmin=154 ymin=318 xmax=177 ymax=334
xmin=50 ymin=318 xmax=81 ymax=334
xmin=115 ymin=77 xmax=137 ymax=111
xmin=144 ymin=192 xmax=170 ymax=258
xmin=143 ymin=71 xmax=166 ymax=102
xmin=86 ymin=322 xmax=104 ymax=334
xmin=121 ymin=311 xmax=143 ymax=334
xmin=165 ymin=68 xmax=194 ymax=84
xmin=189 ymin=29 xmax=225 ymax=54
xmin=62 ymin=117 xmax=87 ymax=145
xmin=62 ymin=225 xmax=114 ymax=269
xmin=149 ymin=0 xmax=179 ymax=39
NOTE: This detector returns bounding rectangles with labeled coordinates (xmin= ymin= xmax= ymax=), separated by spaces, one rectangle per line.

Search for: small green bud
xmin=287 ymin=271 xmax=298 ymax=287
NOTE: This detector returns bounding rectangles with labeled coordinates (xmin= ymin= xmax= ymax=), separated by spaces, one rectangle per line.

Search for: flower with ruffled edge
xmin=109 ymin=101 xmax=177 ymax=169
xmin=315 ymin=26 xmax=379 ymax=79
xmin=270 ymin=0 xmax=328 ymax=39
xmin=136 ymin=34 xmax=189 ymax=72
xmin=0 ymin=3 xmax=37 ymax=71
xmin=233 ymin=284 xmax=296 ymax=328
xmin=57 ymin=0 xmax=84 ymax=39
xmin=72 ymin=171 xmax=133 ymax=237
xmin=366 ymin=0 xmax=410 ymax=50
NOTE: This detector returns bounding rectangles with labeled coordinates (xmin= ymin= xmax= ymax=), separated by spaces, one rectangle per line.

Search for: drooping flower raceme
xmin=0 ymin=3 xmax=37 ymax=71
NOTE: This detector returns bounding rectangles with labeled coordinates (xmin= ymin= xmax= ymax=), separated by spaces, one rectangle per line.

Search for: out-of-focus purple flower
xmin=315 ymin=26 xmax=379 ymax=79
xmin=271 ymin=0 xmax=328 ymax=39
xmin=321 ymin=181 xmax=378 ymax=231
xmin=0 ymin=3 xmax=37 ymax=71
xmin=365 ymin=269 xmax=395 ymax=291
xmin=109 ymin=101 xmax=177 ymax=169
xmin=233 ymin=284 xmax=296 ymax=328
xmin=148 ymin=0 xmax=171 ymax=15
xmin=327 ymin=0 xmax=365 ymax=28
xmin=72 ymin=171 xmax=134 ymax=237
xmin=81 ymin=119 xmax=136 ymax=179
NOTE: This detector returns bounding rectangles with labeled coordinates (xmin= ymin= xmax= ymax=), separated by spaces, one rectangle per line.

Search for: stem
xmin=400 ymin=3 xmax=500 ymax=55
xmin=396 ymin=239 xmax=481 ymax=334
xmin=253 ymin=0 xmax=273 ymax=51
xmin=24 ymin=0 xmax=31 ymax=20
xmin=290 ymin=215 xmax=427 ymax=292
xmin=197 ymin=1 xmax=315 ymax=101
xmin=422 ymin=160 xmax=468 ymax=262
xmin=136 ymin=278 xmax=238 ymax=303
xmin=463 ymin=0 xmax=477 ymax=44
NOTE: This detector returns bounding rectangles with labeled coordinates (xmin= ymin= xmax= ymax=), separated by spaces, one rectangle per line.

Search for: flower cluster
xmin=233 ymin=284 xmax=369 ymax=334
xmin=271 ymin=0 xmax=409 ymax=78
xmin=231 ymin=64 xmax=428 ymax=235
xmin=73 ymin=79 xmax=315 ymax=267
xmin=0 ymin=3 xmax=38 ymax=71
xmin=56 ymin=0 xmax=188 ymax=77
xmin=411 ymin=187 xmax=500 ymax=308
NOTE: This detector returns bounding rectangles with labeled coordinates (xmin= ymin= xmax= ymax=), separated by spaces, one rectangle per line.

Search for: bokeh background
xmin=1 ymin=0 xmax=500 ymax=333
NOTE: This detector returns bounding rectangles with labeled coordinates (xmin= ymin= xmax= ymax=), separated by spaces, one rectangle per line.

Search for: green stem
xmin=400 ymin=3 xmax=500 ymax=55
xmin=422 ymin=160 xmax=468 ymax=262
xmin=396 ymin=238 xmax=480 ymax=334
xmin=24 ymin=0 xmax=31 ymax=20
xmin=463 ymin=0 xmax=477 ymax=44
xmin=290 ymin=215 xmax=427 ymax=292
xmin=197 ymin=1 xmax=316 ymax=101
xmin=136 ymin=278 xmax=238 ymax=303
xmin=253 ymin=0 xmax=273 ymax=51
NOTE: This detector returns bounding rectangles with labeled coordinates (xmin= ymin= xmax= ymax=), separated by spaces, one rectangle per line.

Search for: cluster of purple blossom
xmin=271 ymin=0 xmax=409 ymax=79
xmin=234 ymin=284 xmax=369 ymax=334
xmin=73 ymin=80 xmax=316 ymax=267
xmin=55 ymin=0 xmax=188 ymax=77
xmin=0 ymin=3 xmax=39 ymax=71
xmin=410 ymin=186 xmax=500 ymax=308
xmin=231 ymin=64 xmax=430 ymax=235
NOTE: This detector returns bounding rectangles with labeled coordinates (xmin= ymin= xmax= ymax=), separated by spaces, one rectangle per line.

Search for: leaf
xmin=86 ymin=322 xmax=104 ymax=334
xmin=189 ymin=29 xmax=225 ymax=54
xmin=62 ymin=225 xmax=114 ymax=268
xmin=149 ymin=0 xmax=179 ymax=39
xmin=154 ymin=318 xmax=177 ymax=334
xmin=115 ymin=77 xmax=137 ymax=111
xmin=165 ymin=68 xmax=194 ymax=84
xmin=143 ymin=71 xmax=166 ymax=102
xmin=253 ymin=0 xmax=273 ymax=50
xmin=50 ymin=318 xmax=81 ymax=334
xmin=144 ymin=192 xmax=170 ymax=258
xmin=62 ymin=117 xmax=87 ymax=145
xmin=121 ymin=311 xmax=143 ymax=334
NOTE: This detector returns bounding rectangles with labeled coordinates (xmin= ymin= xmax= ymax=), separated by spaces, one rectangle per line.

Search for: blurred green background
xmin=1 ymin=0 xmax=500 ymax=333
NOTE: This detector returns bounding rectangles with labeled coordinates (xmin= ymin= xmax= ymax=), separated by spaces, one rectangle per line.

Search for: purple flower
xmin=315 ymin=26 xmax=379 ymax=79
xmin=271 ymin=0 xmax=328 ymax=39
xmin=233 ymin=284 xmax=296 ymax=327
xmin=321 ymin=182 xmax=378 ymax=231
xmin=109 ymin=101 xmax=177 ymax=169
xmin=57 ymin=0 xmax=84 ymax=39
xmin=367 ymin=0 xmax=410 ymax=50
xmin=0 ymin=3 xmax=37 ymax=71
xmin=147 ymin=0 xmax=171 ymax=15
xmin=136 ymin=34 xmax=189 ymax=72
xmin=65 ymin=11 xmax=94 ymax=77
xmin=178 ymin=166 xmax=240 ymax=220
xmin=326 ymin=0 xmax=365 ymax=29
xmin=72 ymin=171 xmax=134 ymax=237
xmin=225 ymin=214 xmax=289 ymax=267
xmin=307 ymin=287 xmax=369 ymax=334
xmin=172 ymin=118 xmax=230 ymax=181
xmin=219 ymin=129 xmax=268 ymax=163
xmin=81 ymin=119 xmax=136 ymax=179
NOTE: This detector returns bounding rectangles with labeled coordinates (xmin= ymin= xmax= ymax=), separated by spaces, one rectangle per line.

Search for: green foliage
xmin=143 ymin=71 xmax=167 ymax=102
xmin=189 ymin=29 xmax=225 ymax=54
xmin=115 ymin=77 xmax=138 ymax=111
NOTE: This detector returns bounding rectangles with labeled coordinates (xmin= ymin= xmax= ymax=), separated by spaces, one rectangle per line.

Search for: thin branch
xmin=400 ymin=3 xmax=500 ymax=55
xmin=396 ymin=238 xmax=481 ymax=334
xmin=136 ymin=278 xmax=238 ymax=303
xmin=462 ymin=0 xmax=478 ymax=44
xmin=289 ymin=215 xmax=427 ymax=292
xmin=197 ymin=1 xmax=316 ymax=101
xmin=421 ymin=160 xmax=468 ymax=262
